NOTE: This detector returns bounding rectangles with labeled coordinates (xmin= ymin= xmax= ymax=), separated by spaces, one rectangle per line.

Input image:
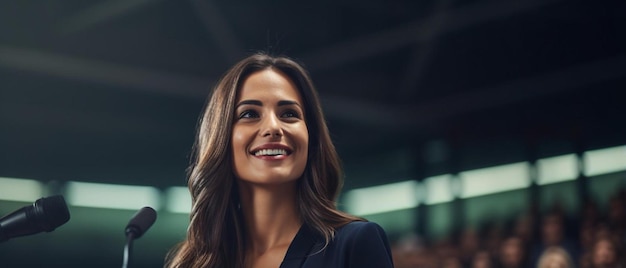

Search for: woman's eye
xmin=282 ymin=110 xmax=300 ymax=119
xmin=238 ymin=110 xmax=259 ymax=119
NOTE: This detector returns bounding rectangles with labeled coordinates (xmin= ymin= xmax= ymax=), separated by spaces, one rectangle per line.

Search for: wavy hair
xmin=165 ymin=53 xmax=361 ymax=268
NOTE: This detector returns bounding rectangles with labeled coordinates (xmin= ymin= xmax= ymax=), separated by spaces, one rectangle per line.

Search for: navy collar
xmin=280 ymin=224 xmax=324 ymax=267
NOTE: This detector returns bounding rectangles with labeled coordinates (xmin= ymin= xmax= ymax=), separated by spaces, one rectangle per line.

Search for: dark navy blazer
xmin=279 ymin=221 xmax=394 ymax=268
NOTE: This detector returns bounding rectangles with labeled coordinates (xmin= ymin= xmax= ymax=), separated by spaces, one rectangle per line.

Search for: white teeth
xmin=254 ymin=149 xmax=287 ymax=156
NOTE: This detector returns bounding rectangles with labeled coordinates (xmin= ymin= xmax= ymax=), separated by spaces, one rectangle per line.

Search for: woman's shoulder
xmin=330 ymin=221 xmax=394 ymax=267
xmin=336 ymin=221 xmax=386 ymax=236
xmin=333 ymin=221 xmax=390 ymax=247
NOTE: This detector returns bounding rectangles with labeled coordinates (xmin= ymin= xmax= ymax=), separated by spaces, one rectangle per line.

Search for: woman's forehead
xmin=237 ymin=69 xmax=304 ymax=104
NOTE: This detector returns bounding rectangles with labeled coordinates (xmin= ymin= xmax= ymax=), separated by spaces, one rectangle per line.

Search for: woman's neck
xmin=238 ymin=181 xmax=302 ymax=254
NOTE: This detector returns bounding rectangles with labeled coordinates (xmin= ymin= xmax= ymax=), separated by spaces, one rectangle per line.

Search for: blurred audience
xmin=498 ymin=236 xmax=527 ymax=268
xmin=536 ymin=246 xmax=575 ymax=268
xmin=530 ymin=209 xmax=579 ymax=267
xmin=390 ymin=187 xmax=626 ymax=268
xmin=470 ymin=250 xmax=494 ymax=268
xmin=580 ymin=234 xmax=624 ymax=268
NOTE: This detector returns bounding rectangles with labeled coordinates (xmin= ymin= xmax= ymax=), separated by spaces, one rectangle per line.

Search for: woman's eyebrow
xmin=235 ymin=100 xmax=262 ymax=108
xmin=236 ymin=99 xmax=303 ymax=109
xmin=278 ymin=100 xmax=302 ymax=109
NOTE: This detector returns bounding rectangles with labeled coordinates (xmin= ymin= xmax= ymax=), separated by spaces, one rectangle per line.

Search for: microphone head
xmin=32 ymin=195 xmax=71 ymax=232
xmin=125 ymin=207 xmax=157 ymax=239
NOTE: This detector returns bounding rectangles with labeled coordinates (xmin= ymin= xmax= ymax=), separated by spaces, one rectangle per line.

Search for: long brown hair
xmin=165 ymin=53 xmax=361 ymax=268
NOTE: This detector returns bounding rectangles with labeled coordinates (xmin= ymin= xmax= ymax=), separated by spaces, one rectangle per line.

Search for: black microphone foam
xmin=125 ymin=207 xmax=157 ymax=239
xmin=0 ymin=195 xmax=71 ymax=242
xmin=35 ymin=195 xmax=71 ymax=231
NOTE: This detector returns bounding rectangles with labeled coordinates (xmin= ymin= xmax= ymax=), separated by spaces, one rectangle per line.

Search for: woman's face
xmin=231 ymin=69 xmax=309 ymax=185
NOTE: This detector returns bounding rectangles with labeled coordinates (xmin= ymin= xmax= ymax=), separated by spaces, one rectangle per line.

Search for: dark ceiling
xmin=1 ymin=0 xmax=625 ymax=190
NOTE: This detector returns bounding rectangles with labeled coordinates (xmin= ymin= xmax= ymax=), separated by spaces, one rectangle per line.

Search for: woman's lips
xmin=250 ymin=144 xmax=293 ymax=160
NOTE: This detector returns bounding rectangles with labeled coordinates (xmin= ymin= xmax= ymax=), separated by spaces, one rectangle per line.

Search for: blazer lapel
xmin=280 ymin=224 xmax=322 ymax=268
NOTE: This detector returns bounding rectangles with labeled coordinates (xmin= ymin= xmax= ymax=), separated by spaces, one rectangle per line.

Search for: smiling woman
xmin=231 ymin=69 xmax=309 ymax=186
xmin=165 ymin=53 xmax=394 ymax=268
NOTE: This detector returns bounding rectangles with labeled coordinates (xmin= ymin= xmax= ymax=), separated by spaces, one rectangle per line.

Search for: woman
xmin=166 ymin=53 xmax=394 ymax=268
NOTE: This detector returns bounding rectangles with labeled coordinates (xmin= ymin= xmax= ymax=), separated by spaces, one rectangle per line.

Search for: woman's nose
xmin=261 ymin=113 xmax=283 ymax=138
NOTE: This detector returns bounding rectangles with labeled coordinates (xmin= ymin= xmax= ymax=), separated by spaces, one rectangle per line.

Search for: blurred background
xmin=1 ymin=0 xmax=625 ymax=267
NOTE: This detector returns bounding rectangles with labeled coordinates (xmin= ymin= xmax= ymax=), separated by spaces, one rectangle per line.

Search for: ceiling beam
xmin=324 ymin=55 xmax=626 ymax=129
xmin=301 ymin=0 xmax=563 ymax=72
xmin=398 ymin=0 xmax=452 ymax=99
xmin=403 ymin=55 xmax=626 ymax=128
xmin=57 ymin=0 xmax=161 ymax=34
xmin=0 ymin=45 xmax=211 ymax=99
xmin=189 ymin=0 xmax=245 ymax=64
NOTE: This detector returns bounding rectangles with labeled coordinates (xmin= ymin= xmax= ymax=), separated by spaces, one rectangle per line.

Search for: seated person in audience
xmin=497 ymin=236 xmax=527 ymax=268
xmin=531 ymin=211 xmax=579 ymax=266
xmin=537 ymin=246 xmax=575 ymax=268
xmin=581 ymin=234 xmax=623 ymax=268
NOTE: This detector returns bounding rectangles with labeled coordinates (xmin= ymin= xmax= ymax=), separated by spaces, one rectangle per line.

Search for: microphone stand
xmin=122 ymin=231 xmax=136 ymax=268
xmin=120 ymin=207 xmax=156 ymax=268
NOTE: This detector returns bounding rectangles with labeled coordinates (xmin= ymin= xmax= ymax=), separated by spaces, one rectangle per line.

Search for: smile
xmin=253 ymin=149 xmax=288 ymax=156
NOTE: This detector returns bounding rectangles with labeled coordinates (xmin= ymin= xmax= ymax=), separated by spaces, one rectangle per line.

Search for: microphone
xmin=122 ymin=207 xmax=157 ymax=268
xmin=0 ymin=195 xmax=70 ymax=243
xmin=125 ymin=206 xmax=157 ymax=239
